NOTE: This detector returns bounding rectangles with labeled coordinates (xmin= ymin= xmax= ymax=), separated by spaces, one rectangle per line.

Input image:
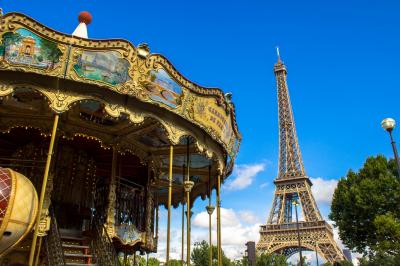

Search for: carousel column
xmin=185 ymin=138 xmax=195 ymax=266
xmin=216 ymin=174 xmax=222 ymax=266
xmin=166 ymin=145 xmax=174 ymax=265
xmin=145 ymin=167 xmax=154 ymax=249
xmin=184 ymin=180 xmax=194 ymax=266
xmin=155 ymin=198 xmax=159 ymax=245
xmin=105 ymin=148 xmax=118 ymax=237
xmin=205 ymin=167 xmax=215 ymax=266
xmin=29 ymin=113 xmax=60 ymax=266
xmin=181 ymin=190 xmax=185 ymax=266
xmin=181 ymin=164 xmax=186 ymax=266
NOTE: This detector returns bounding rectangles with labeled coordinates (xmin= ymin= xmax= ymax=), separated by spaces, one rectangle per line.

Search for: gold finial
xmin=276 ymin=46 xmax=281 ymax=62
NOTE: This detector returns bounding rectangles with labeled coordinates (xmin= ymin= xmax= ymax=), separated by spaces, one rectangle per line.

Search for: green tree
xmin=191 ymin=240 xmax=231 ymax=266
xmin=232 ymin=258 xmax=249 ymax=266
xmin=39 ymin=38 xmax=62 ymax=67
xmin=2 ymin=32 xmax=23 ymax=58
xmin=147 ymin=257 xmax=161 ymax=266
xmin=256 ymin=253 xmax=287 ymax=266
xmin=329 ymin=155 xmax=400 ymax=256
xmin=169 ymin=259 xmax=182 ymax=266
xmin=358 ymin=253 xmax=400 ymax=266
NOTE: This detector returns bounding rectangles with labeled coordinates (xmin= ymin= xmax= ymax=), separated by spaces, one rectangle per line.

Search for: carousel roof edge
xmin=1 ymin=12 xmax=135 ymax=44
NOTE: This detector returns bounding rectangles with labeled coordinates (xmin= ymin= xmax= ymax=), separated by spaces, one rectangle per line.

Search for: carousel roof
xmin=0 ymin=11 xmax=241 ymax=204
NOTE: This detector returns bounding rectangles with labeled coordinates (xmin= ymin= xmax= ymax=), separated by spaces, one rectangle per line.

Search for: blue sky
xmin=3 ymin=0 xmax=400 ymax=264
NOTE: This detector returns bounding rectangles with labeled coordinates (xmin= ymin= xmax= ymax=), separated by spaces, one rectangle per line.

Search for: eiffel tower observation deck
xmin=257 ymin=52 xmax=346 ymax=264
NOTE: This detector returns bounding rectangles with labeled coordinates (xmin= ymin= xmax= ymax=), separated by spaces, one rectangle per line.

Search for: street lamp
xmin=293 ymin=199 xmax=303 ymax=266
xmin=381 ymin=118 xmax=400 ymax=177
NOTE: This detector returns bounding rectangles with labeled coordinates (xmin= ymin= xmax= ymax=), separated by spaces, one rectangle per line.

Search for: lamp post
xmin=381 ymin=118 xmax=400 ymax=177
xmin=293 ymin=199 xmax=303 ymax=266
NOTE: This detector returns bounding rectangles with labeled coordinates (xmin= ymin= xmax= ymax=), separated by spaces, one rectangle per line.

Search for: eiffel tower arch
xmin=256 ymin=54 xmax=346 ymax=264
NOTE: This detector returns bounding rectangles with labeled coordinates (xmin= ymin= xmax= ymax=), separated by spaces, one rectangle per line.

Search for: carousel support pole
xmin=206 ymin=201 xmax=214 ymax=266
xmin=205 ymin=166 xmax=215 ymax=266
xmin=181 ymin=192 xmax=185 ymax=266
xmin=33 ymin=237 xmax=42 ymax=266
xmin=155 ymin=202 xmax=159 ymax=240
xmin=124 ymin=252 xmax=128 ymax=266
xmin=184 ymin=138 xmax=194 ymax=266
xmin=186 ymin=196 xmax=191 ymax=266
xmin=29 ymin=113 xmax=59 ymax=266
xmin=166 ymin=145 xmax=174 ymax=265
xmin=216 ymin=174 xmax=222 ymax=266
xmin=105 ymin=148 xmax=118 ymax=237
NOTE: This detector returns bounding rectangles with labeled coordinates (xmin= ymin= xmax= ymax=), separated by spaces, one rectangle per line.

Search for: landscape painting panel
xmin=146 ymin=69 xmax=183 ymax=108
xmin=0 ymin=28 xmax=62 ymax=69
xmin=73 ymin=50 xmax=131 ymax=85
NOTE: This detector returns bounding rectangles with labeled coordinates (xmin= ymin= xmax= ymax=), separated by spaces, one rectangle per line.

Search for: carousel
xmin=0 ymin=10 xmax=241 ymax=266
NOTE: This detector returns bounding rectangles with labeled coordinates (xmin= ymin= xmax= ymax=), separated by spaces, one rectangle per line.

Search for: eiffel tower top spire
xmin=274 ymin=52 xmax=306 ymax=180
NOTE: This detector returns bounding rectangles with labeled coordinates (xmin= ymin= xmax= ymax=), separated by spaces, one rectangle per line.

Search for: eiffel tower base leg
xmin=257 ymin=222 xmax=345 ymax=264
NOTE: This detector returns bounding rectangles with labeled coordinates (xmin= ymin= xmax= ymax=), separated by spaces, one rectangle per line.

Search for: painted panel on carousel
xmin=73 ymin=50 xmax=131 ymax=85
xmin=190 ymin=97 xmax=234 ymax=147
xmin=145 ymin=69 xmax=183 ymax=108
xmin=0 ymin=28 xmax=62 ymax=69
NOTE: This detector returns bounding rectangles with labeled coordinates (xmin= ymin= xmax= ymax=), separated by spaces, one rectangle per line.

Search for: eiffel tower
xmin=256 ymin=54 xmax=346 ymax=264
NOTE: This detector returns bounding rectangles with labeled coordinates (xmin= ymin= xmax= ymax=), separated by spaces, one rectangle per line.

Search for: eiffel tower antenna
xmin=276 ymin=46 xmax=281 ymax=62
xmin=257 ymin=57 xmax=346 ymax=264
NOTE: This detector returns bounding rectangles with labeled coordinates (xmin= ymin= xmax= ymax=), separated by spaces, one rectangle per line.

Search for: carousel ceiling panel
xmin=0 ymin=88 xmax=49 ymax=113
xmin=161 ymin=154 xmax=211 ymax=169
xmin=136 ymin=126 xmax=170 ymax=148
xmin=0 ymin=12 xmax=241 ymax=171
xmin=77 ymin=100 xmax=130 ymax=127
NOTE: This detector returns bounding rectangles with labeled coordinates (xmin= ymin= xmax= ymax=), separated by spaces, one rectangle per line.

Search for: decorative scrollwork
xmin=0 ymin=84 xmax=13 ymax=97
xmin=38 ymin=88 xmax=89 ymax=113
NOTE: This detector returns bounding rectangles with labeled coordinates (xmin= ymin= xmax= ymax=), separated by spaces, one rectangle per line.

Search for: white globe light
xmin=381 ymin=118 xmax=396 ymax=131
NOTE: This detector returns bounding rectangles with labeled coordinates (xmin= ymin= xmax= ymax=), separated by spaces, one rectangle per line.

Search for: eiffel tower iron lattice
xmin=256 ymin=56 xmax=346 ymax=264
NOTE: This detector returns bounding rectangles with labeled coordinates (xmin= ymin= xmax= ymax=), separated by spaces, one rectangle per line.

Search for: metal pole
xmin=186 ymin=190 xmax=191 ymax=266
xmin=209 ymin=204 xmax=212 ymax=266
xmin=166 ymin=145 xmax=173 ymax=265
xmin=181 ymin=193 xmax=185 ymax=266
xmin=216 ymin=175 xmax=222 ymax=266
xmin=124 ymin=252 xmax=128 ymax=266
xmin=29 ymin=114 xmax=59 ymax=266
xmin=155 ymin=202 xmax=159 ymax=240
xmin=147 ymin=252 xmax=149 ymax=266
xmin=186 ymin=138 xmax=191 ymax=266
xmin=389 ymin=130 xmax=400 ymax=177
xmin=294 ymin=202 xmax=303 ymax=266
xmin=315 ymin=242 xmax=319 ymax=266
xmin=182 ymin=165 xmax=185 ymax=266
xmin=33 ymin=238 xmax=42 ymax=266
xmin=208 ymin=167 xmax=213 ymax=266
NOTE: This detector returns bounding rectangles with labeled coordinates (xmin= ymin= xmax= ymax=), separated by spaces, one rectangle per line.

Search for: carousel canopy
xmin=0 ymin=11 xmax=241 ymax=206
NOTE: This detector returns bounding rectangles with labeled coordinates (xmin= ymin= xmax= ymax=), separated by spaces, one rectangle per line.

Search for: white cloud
xmin=192 ymin=208 xmax=261 ymax=259
xmin=310 ymin=177 xmax=338 ymax=205
xmin=238 ymin=211 xmax=262 ymax=224
xmin=224 ymin=163 xmax=266 ymax=191
xmin=155 ymin=208 xmax=261 ymax=262
xmin=260 ymin=182 xmax=268 ymax=189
